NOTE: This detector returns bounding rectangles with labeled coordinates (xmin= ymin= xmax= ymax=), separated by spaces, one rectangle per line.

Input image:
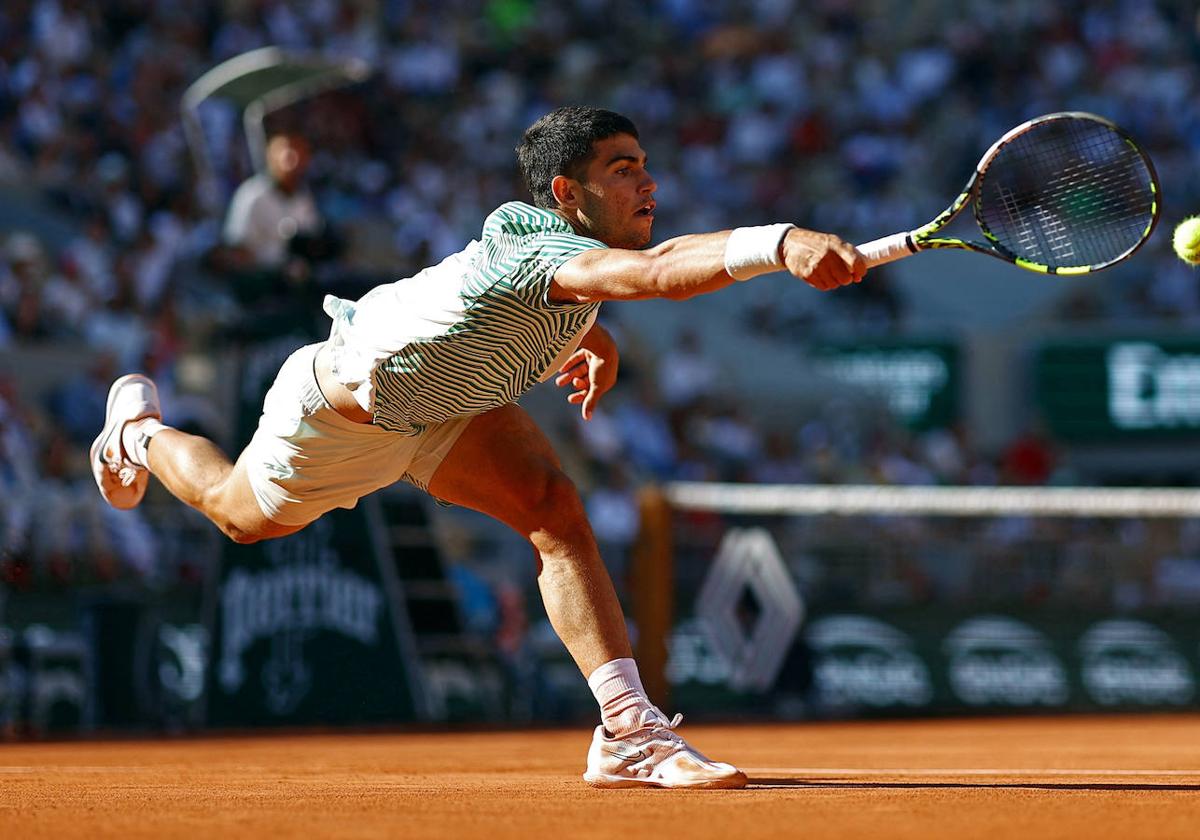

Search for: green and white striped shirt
xmin=323 ymin=202 xmax=605 ymax=434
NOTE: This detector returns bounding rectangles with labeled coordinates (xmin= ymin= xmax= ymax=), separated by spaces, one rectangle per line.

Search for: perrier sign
xmin=206 ymin=504 xmax=427 ymax=726
xmin=205 ymin=334 xmax=428 ymax=726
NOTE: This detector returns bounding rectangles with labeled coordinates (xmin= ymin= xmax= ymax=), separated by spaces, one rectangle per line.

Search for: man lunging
xmin=92 ymin=107 xmax=865 ymax=789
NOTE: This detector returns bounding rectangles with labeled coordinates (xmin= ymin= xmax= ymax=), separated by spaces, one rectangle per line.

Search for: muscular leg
xmin=426 ymin=403 xmax=631 ymax=676
xmin=146 ymin=430 xmax=301 ymax=544
xmin=429 ymin=404 xmax=746 ymax=788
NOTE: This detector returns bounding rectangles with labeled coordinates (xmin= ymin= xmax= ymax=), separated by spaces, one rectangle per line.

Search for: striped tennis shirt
xmin=322 ymin=201 xmax=606 ymax=435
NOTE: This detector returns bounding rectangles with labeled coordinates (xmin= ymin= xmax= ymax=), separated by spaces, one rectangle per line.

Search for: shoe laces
xmin=637 ymin=707 xmax=684 ymax=741
xmin=102 ymin=430 xmax=142 ymax=487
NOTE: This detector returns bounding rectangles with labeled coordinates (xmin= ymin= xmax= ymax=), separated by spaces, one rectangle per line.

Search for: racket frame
xmin=858 ymin=112 xmax=1160 ymax=275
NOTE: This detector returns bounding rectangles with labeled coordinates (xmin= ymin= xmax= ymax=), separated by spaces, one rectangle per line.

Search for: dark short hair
xmin=517 ymin=107 xmax=639 ymax=209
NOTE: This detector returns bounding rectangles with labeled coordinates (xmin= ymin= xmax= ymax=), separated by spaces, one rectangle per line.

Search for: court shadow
xmin=747 ymin=777 xmax=1200 ymax=792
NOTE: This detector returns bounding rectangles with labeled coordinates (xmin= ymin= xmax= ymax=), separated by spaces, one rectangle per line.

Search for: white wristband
xmin=724 ymin=223 xmax=794 ymax=281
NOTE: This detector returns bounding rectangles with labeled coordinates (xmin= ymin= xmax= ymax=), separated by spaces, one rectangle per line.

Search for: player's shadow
xmin=747 ymin=777 xmax=1200 ymax=791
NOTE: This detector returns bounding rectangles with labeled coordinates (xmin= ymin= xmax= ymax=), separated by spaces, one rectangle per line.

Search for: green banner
xmin=667 ymin=609 xmax=1200 ymax=717
xmin=811 ymin=340 xmax=959 ymax=430
xmin=1036 ymin=339 xmax=1200 ymax=440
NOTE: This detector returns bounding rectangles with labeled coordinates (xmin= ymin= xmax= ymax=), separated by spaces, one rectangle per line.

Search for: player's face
xmin=574 ymin=134 xmax=657 ymax=249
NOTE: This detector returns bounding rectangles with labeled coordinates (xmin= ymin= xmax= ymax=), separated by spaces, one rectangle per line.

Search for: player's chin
xmin=627 ymin=221 xmax=654 ymax=249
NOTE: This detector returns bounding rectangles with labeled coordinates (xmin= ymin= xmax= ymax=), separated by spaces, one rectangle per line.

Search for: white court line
xmin=746 ymin=768 xmax=1200 ymax=778
xmin=0 ymin=766 xmax=180 ymax=773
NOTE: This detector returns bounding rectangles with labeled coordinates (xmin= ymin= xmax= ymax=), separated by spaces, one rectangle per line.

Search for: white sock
xmin=587 ymin=658 xmax=658 ymax=737
xmin=121 ymin=418 xmax=168 ymax=468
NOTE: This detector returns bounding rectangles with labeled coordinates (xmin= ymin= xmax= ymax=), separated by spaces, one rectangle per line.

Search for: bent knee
xmin=520 ymin=467 xmax=588 ymax=530
xmin=221 ymin=523 xmax=265 ymax=544
xmin=218 ymin=518 xmax=302 ymax=544
xmin=209 ymin=510 xmax=266 ymax=543
xmin=202 ymin=493 xmax=290 ymax=544
xmin=199 ymin=474 xmax=296 ymax=544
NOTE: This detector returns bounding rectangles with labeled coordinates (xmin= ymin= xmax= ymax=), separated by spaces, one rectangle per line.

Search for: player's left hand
xmin=555 ymin=346 xmax=617 ymax=421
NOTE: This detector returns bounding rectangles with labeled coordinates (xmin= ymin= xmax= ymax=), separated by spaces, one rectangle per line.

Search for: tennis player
xmin=91 ymin=107 xmax=865 ymax=789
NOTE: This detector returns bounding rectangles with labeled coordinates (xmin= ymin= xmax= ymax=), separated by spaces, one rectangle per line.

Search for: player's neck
xmin=553 ymin=207 xmax=587 ymax=238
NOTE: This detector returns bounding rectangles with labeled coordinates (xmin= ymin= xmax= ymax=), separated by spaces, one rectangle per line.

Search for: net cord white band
xmin=724 ymin=223 xmax=795 ymax=280
xmin=664 ymin=482 xmax=1200 ymax=518
xmin=856 ymin=232 xmax=917 ymax=268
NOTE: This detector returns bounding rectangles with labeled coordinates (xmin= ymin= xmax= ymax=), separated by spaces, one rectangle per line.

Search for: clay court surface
xmin=4 ymin=714 xmax=1200 ymax=839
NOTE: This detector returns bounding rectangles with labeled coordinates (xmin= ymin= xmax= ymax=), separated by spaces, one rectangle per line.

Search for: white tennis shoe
xmin=90 ymin=374 xmax=161 ymax=510
xmin=583 ymin=708 xmax=747 ymax=789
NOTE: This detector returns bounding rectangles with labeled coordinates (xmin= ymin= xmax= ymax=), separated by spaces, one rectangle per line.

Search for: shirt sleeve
xmin=512 ymin=231 xmax=607 ymax=310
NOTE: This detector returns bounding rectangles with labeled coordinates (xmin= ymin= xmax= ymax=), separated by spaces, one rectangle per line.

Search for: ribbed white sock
xmin=587 ymin=658 xmax=657 ymax=737
xmin=121 ymin=418 xmax=168 ymax=468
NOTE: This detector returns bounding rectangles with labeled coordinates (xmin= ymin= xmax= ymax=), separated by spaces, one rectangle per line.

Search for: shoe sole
xmin=89 ymin=373 xmax=159 ymax=510
xmin=583 ymin=770 xmax=748 ymax=790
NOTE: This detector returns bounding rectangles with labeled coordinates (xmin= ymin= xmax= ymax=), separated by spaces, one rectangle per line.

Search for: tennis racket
xmin=857 ymin=112 xmax=1160 ymax=275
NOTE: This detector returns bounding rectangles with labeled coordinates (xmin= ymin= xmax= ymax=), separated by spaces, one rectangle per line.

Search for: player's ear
xmin=551 ymin=174 xmax=581 ymax=210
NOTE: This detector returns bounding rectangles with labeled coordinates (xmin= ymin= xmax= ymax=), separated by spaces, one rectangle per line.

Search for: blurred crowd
xmin=710 ymin=511 xmax=1200 ymax=612
xmin=1 ymin=0 xmax=1199 ymax=601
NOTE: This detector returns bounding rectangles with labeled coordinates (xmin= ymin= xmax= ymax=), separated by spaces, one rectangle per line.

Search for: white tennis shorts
xmin=244 ymin=342 xmax=472 ymax=527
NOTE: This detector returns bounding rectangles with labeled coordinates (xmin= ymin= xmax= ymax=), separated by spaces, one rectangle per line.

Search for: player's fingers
xmin=829 ymin=239 xmax=859 ymax=270
xmin=555 ymin=362 xmax=589 ymax=385
xmin=567 ymin=390 xmax=585 ymax=404
xmin=807 ymin=263 xmax=836 ymax=291
xmin=572 ymin=376 xmax=588 ymax=389
xmin=559 ymin=349 xmax=588 ymax=372
xmin=820 ymin=256 xmax=853 ymax=287
xmin=581 ymin=383 xmax=600 ymax=420
xmin=840 ymin=243 xmax=867 ymax=283
xmin=825 ymin=247 xmax=859 ymax=286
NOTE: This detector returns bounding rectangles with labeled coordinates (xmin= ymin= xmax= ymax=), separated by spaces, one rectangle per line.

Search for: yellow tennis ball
xmin=1174 ymin=216 xmax=1200 ymax=265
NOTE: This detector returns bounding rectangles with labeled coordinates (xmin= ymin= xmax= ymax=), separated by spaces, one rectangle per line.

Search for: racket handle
xmin=857 ymin=232 xmax=916 ymax=268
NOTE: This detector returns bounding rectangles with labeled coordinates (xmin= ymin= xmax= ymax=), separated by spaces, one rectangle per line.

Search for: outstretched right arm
xmin=548 ymin=227 xmax=865 ymax=305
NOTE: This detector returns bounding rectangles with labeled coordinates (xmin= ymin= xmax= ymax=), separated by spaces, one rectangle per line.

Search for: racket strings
xmin=994 ymin=181 xmax=1073 ymax=262
xmin=992 ymin=130 xmax=1146 ymax=260
xmin=976 ymin=118 xmax=1155 ymax=269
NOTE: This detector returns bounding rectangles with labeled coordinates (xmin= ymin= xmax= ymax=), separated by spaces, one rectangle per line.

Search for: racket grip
xmin=857 ymin=232 xmax=916 ymax=268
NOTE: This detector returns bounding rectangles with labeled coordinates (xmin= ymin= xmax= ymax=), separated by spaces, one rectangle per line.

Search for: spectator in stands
xmin=217 ymin=130 xmax=342 ymax=334
xmin=585 ymin=462 xmax=640 ymax=590
xmin=46 ymin=353 xmax=115 ymax=447
xmin=657 ymin=328 xmax=719 ymax=438
xmin=34 ymin=428 xmax=102 ymax=585
xmin=691 ymin=401 xmax=764 ymax=481
xmin=1000 ymin=424 xmax=1058 ymax=486
xmin=750 ymin=430 xmax=811 ymax=484
xmin=0 ymin=233 xmax=50 ymax=341
xmin=93 ymin=154 xmax=142 ymax=247
xmin=0 ymin=380 xmax=38 ymax=583
xmin=614 ymin=380 xmax=679 ymax=480
xmin=221 ymin=132 xmax=322 ymax=275
xmin=40 ymin=255 xmax=96 ymax=339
